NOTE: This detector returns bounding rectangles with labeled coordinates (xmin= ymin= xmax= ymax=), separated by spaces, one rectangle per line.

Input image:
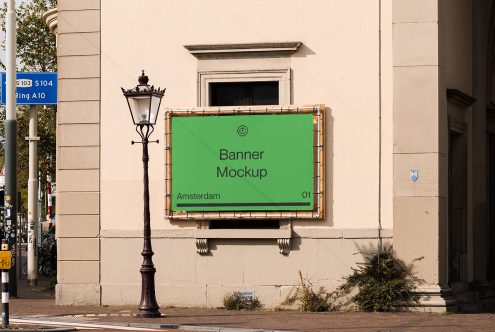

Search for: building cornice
xmin=184 ymin=42 xmax=302 ymax=58
xmin=43 ymin=7 xmax=58 ymax=36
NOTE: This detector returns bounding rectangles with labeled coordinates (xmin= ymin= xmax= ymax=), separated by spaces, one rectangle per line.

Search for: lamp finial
xmin=138 ymin=70 xmax=149 ymax=85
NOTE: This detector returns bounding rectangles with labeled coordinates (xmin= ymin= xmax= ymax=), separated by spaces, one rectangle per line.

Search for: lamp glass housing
xmin=126 ymin=92 xmax=163 ymax=126
xmin=149 ymin=95 xmax=162 ymax=124
xmin=122 ymin=71 xmax=165 ymax=127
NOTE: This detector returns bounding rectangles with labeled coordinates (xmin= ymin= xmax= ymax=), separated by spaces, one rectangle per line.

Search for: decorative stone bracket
xmin=277 ymin=238 xmax=291 ymax=255
xmin=196 ymin=238 xmax=209 ymax=254
xmin=195 ymin=228 xmax=292 ymax=255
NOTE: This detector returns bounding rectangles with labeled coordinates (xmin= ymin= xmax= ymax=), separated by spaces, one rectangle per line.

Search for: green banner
xmin=171 ymin=113 xmax=314 ymax=212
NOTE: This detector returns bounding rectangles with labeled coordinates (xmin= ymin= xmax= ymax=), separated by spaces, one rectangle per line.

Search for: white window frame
xmin=199 ymin=69 xmax=290 ymax=107
xmin=184 ymin=42 xmax=301 ymax=107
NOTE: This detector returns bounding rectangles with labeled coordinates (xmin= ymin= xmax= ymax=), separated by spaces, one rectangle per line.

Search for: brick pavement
xmin=8 ymin=277 xmax=495 ymax=331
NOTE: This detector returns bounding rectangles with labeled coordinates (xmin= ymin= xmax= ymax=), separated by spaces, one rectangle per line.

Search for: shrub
xmin=339 ymin=247 xmax=421 ymax=312
xmin=282 ymin=271 xmax=336 ymax=312
xmin=48 ymin=276 xmax=57 ymax=290
xmin=223 ymin=291 xmax=262 ymax=310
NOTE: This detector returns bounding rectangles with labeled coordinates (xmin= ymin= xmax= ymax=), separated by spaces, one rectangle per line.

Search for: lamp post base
xmin=137 ymin=256 xmax=161 ymax=318
xmin=136 ymin=310 xmax=162 ymax=318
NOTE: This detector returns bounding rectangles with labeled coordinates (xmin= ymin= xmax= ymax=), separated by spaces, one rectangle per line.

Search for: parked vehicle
xmin=38 ymin=226 xmax=56 ymax=277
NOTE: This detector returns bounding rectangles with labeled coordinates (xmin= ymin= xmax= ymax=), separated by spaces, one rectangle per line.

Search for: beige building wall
xmin=54 ymin=0 xmax=495 ymax=309
xmin=95 ymin=0 xmax=394 ymax=307
xmin=55 ymin=0 xmax=101 ymax=305
xmin=99 ymin=0 xmax=390 ymax=232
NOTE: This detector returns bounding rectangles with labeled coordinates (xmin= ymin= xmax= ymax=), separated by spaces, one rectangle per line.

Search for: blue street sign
xmin=1 ymin=72 xmax=57 ymax=105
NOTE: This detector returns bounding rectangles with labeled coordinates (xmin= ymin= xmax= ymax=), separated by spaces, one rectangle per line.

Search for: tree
xmin=0 ymin=0 xmax=57 ymax=215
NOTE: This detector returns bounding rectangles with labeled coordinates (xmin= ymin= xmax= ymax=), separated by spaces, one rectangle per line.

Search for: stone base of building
xmin=56 ymin=284 xmax=101 ymax=305
xmin=414 ymin=285 xmax=458 ymax=312
xmin=99 ymin=283 xmax=299 ymax=308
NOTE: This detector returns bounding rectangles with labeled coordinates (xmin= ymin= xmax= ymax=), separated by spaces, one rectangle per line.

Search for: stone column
xmin=392 ymin=0 xmax=454 ymax=310
xmin=54 ymin=0 xmax=102 ymax=305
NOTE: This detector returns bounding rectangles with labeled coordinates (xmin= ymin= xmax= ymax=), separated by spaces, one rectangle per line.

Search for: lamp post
xmin=122 ymin=71 xmax=165 ymax=318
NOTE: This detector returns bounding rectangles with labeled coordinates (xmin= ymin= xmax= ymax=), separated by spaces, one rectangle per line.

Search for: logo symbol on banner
xmin=237 ymin=125 xmax=248 ymax=137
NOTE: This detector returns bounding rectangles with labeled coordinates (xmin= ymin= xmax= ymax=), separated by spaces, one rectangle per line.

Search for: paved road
xmin=10 ymin=310 xmax=495 ymax=332
xmin=11 ymin=318 xmax=178 ymax=331
xmin=7 ymin=277 xmax=495 ymax=331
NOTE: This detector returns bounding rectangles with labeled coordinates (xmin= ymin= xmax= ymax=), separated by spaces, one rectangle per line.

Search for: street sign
xmin=1 ymin=72 xmax=57 ymax=105
xmin=170 ymin=113 xmax=315 ymax=212
xmin=0 ymin=251 xmax=11 ymax=269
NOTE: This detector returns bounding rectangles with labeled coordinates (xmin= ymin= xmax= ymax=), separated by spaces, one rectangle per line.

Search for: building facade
xmin=46 ymin=0 xmax=495 ymax=310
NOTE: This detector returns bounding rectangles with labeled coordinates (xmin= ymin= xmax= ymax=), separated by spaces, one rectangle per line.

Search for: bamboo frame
xmin=164 ymin=105 xmax=325 ymax=220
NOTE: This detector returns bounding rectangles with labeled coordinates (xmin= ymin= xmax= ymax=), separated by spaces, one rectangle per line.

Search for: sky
xmin=0 ymin=31 xmax=5 ymax=68
xmin=0 ymin=0 xmax=28 ymax=68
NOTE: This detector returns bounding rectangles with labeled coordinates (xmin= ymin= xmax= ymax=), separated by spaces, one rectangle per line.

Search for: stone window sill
xmin=195 ymin=228 xmax=291 ymax=255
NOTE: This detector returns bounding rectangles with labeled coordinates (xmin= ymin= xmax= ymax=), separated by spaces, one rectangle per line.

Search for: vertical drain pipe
xmin=378 ymin=0 xmax=383 ymax=254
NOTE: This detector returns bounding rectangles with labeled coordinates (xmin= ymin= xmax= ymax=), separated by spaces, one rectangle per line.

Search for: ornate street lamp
xmin=122 ymin=70 xmax=165 ymax=318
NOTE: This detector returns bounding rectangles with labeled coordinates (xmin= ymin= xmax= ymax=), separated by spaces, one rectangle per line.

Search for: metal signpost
xmin=1 ymin=240 xmax=11 ymax=327
xmin=1 ymin=72 xmax=57 ymax=288
xmin=4 ymin=0 xmax=17 ymax=297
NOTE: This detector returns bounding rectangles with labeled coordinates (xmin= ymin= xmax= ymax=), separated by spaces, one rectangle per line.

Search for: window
xmin=209 ymin=81 xmax=279 ymax=106
xmin=199 ymin=69 xmax=290 ymax=107
xmin=185 ymin=42 xmax=300 ymax=107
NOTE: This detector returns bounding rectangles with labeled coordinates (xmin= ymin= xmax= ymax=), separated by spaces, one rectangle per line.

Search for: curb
xmin=12 ymin=316 xmax=292 ymax=332
xmin=0 ymin=328 xmax=75 ymax=332
xmin=160 ymin=324 xmax=291 ymax=332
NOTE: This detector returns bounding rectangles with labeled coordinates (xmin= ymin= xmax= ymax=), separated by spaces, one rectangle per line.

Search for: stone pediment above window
xmin=447 ymin=89 xmax=477 ymax=108
xmin=184 ymin=42 xmax=302 ymax=59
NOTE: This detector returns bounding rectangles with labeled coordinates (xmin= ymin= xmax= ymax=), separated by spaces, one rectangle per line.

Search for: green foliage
xmin=0 ymin=106 xmax=56 ymax=215
xmin=282 ymin=271 xmax=336 ymax=312
xmin=0 ymin=0 xmax=57 ymax=214
xmin=0 ymin=0 xmax=57 ymax=71
xmin=48 ymin=276 xmax=56 ymax=290
xmin=223 ymin=291 xmax=262 ymax=311
xmin=339 ymin=247 xmax=421 ymax=312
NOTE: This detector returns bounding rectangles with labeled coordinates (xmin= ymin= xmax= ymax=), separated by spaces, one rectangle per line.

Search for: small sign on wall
xmin=410 ymin=169 xmax=419 ymax=182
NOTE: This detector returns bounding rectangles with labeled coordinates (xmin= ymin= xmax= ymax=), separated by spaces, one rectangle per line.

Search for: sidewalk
xmin=8 ymin=277 xmax=495 ymax=332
